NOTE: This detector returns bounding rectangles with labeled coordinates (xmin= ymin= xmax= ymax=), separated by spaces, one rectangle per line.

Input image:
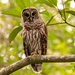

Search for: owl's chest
xmin=23 ymin=29 xmax=41 ymax=51
xmin=23 ymin=29 xmax=41 ymax=45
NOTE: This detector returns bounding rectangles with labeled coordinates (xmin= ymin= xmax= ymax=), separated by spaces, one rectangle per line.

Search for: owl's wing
xmin=22 ymin=30 xmax=30 ymax=57
xmin=23 ymin=42 xmax=28 ymax=57
xmin=41 ymin=24 xmax=47 ymax=55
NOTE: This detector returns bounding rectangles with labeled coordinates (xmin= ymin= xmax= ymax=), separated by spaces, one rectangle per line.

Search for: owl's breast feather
xmin=24 ymin=19 xmax=44 ymax=30
xmin=23 ymin=29 xmax=42 ymax=52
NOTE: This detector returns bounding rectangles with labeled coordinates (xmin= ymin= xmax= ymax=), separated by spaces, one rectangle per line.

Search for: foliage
xmin=66 ymin=63 xmax=75 ymax=72
xmin=9 ymin=26 xmax=22 ymax=43
xmin=0 ymin=0 xmax=75 ymax=75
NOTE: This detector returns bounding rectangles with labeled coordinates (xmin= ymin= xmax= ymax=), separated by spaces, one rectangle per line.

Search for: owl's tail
xmin=31 ymin=63 xmax=42 ymax=73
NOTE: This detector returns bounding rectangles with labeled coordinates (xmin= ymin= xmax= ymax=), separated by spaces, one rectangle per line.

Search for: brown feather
xmin=22 ymin=7 xmax=47 ymax=73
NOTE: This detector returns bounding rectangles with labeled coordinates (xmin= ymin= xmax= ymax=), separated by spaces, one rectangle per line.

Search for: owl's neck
xmin=24 ymin=19 xmax=44 ymax=30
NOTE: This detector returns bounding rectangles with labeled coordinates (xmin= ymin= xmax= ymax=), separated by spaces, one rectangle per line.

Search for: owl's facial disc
xmin=22 ymin=7 xmax=39 ymax=22
xmin=32 ymin=12 xmax=36 ymax=16
xmin=24 ymin=13 xmax=29 ymax=17
xmin=23 ymin=12 xmax=33 ymax=22
xmin=29 ymin=11 xmax=37 ymax=22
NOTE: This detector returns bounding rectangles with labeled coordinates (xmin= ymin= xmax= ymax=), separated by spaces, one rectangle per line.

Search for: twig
xmin=57 ymin=0 xmax=75 ymax=27
xmin=65 ymin=21 xmax=75 ymax=27
xmin=57 ymin=8 xmax=65 ymax=21
xmin=0 ymin=55 xmax=75 ymax=75
xmin=62 ymin=0 xmax=66 ymax=20
xmin=47 ymin=22 xmax=65 ymax=26
xmin=46 ymin=14 xmax=57 ymax=26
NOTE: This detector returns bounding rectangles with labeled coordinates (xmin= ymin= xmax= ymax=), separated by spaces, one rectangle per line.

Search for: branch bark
xmin=0 ymin=55 xmax=75 ymax=75
xmin=48 ymin=22 xmax=65 ymax=26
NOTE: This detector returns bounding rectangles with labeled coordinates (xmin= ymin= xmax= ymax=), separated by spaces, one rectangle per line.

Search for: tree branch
xmin=57 ymin=0 xmax=75 ymax=27
xmin=0 ymin=55 xmax=75 ymax=75
xmin=62 ymin=0 xmax=66 ymax=20
xmin=46 ymin=14 xmax=57 ymax=26
xmin=47 ymin=22 xmax=65 ymax=26
xmin=65 ymin=21 xmax=75 ymax=27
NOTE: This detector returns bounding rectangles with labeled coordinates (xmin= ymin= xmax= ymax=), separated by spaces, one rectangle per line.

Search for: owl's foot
xmin=31 ymin=52 xmax=37 ymax=55
xmin=38 ymin=50 xmax=41 ymax=55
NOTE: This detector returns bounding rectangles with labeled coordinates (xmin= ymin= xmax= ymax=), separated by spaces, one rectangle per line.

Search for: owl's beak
xmin=29 ymin=17 xmax=32 ymax=21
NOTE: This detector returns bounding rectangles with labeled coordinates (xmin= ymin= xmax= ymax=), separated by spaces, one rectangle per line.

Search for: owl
xmin=22 ymin=7 xmax=47 ymax=73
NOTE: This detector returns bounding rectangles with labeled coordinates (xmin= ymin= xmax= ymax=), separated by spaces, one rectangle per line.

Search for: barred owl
xmin=22 ymin=7 xmax=47 ymax=73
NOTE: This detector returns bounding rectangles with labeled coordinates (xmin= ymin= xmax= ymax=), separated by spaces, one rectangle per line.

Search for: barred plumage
xmin=22 ymin=7 xmax=47 ymax=73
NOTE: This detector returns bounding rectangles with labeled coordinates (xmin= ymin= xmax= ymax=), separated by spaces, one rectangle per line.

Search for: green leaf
xmin=35 ymin=0 xmax=54 ymax=7
xmin=70 ymin=63 xmax=75 ymax=66
xmin=39 ymin=10 xmax=49 ymax=16
xmin=23 ymin=0 xmax=31 ymax=7
xmin=72 ymin=68 xmax=75 ymax=72
xmin=65 ymin=66 xmax=72 ymax=70
xmin=66 ymin=11 xmax=75 ymax=16
xmin=48 ymin=0 xmax=57 ymax=6
xmin=64 ymin=0 xmax=72 ymax=4
xmin=0 ymin=56 xmax=3 ymax=63
xmin=60 ymin=8 xmax=69 ymax=19
xmin=15 ymin=0 xmax=25 ymax=10
xmin=9 ymin=26 xmax=23 ymax=43
xmin=1 ymin=8 xmax=21 ymax=18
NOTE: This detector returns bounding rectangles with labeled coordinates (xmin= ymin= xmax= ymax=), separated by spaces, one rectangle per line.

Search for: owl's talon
xmin=31 ymin=52 xmax=37 ymax=55
xmin=38 ymin=50 xmax=41 ymax=55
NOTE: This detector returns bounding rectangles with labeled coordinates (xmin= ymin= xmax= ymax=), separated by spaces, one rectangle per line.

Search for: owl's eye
xmin=24 ymin=13 xmax=29 ymax=17
xmin=32 ymin=12 xmax=36 ymax=16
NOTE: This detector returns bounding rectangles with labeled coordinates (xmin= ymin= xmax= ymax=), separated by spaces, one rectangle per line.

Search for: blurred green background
xmin=0 ymin=0 xmax=75 ymax=75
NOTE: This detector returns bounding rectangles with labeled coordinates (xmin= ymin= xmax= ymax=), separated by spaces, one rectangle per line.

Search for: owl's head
xmin=22 ymin=7 xmax=39 ymax=22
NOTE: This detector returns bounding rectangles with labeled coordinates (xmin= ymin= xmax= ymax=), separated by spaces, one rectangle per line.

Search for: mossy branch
xmin=0 ymin=55 xmax=75 ymax=75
